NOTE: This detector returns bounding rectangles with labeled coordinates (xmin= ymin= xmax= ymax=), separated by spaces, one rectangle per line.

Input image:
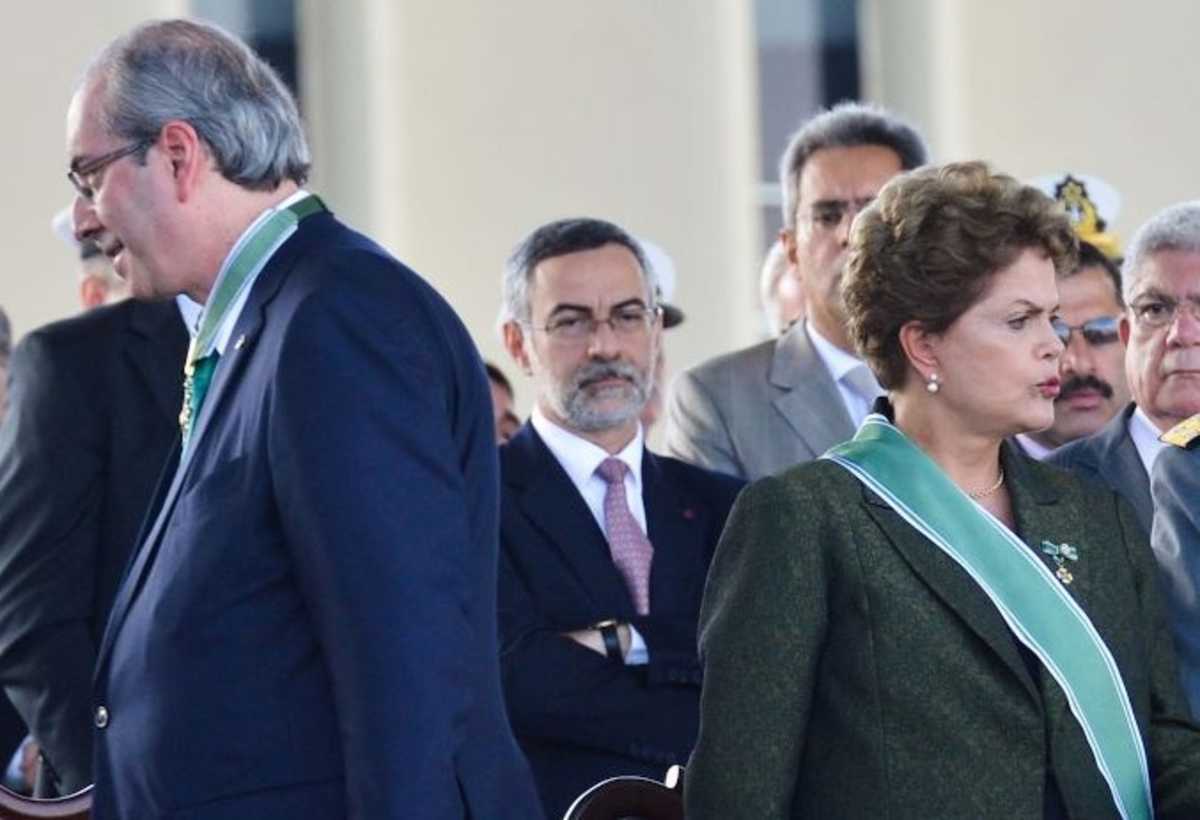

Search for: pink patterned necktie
xmin=596 ymin=457 xmax=654 ymax=615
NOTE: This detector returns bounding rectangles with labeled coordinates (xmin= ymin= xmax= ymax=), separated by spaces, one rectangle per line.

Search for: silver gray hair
xmin=500 ymin=218 xmax=658 ymax=325
xmin=1122 ymin=200 xmax=1200 ymax=303
xmin=86 ymin=18 xmax=310 ymax=190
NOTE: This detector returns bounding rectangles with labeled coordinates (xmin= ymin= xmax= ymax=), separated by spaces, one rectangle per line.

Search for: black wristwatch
xmin=593 ymin=619 xmax=622 ymax=661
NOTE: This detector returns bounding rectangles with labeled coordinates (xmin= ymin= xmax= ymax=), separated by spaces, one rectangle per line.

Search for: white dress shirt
xmin=530 ymin=406 xmax=650 ymax=664
xmin=807 ymin=320 xmax=881 ymax=427
xmin=1129 ymin=406 xmax=1169 ymax=475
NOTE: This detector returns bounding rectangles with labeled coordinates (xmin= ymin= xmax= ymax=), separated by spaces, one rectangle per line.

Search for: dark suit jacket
xmin=1048 ymin=403 xmax=1152 ymax=532
xmin=91 ymin=211 xmax=542 ymax=820
xmin=1151 ymin=441 xmax=1200 ymax=718
xmin=687 ymin=443 xmax=1200 ymax=819
xmin=498 ymin=424 xmax=743 ymax=819
xmin=0 ymin=298 xmax=186 ymax=795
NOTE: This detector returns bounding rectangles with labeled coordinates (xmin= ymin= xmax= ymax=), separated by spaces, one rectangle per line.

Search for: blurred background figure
xmin=53 ymin=206 xmax=130 ymax=310
xmin=0 ymin=305 xmax=10 ymax=422
xmin=485 ymin=361 xmax=521 ymax=444
xmin=666 ymin=102 xmax=927 ymax=480
xmin=759 ymin=237 xmax=805 ymax=336
xmin=636 ymin=238 xmax=684 ymax=434
xmin=1014 ymin=241 xmax=1131 ymax=458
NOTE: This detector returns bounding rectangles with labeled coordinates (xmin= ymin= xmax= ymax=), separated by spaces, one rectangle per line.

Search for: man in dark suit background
xmin=0 ymin=246 xmax=188 ymax=795
xmin=66 ymin=19 xmax=539 ymax=819
xmin=497 ymin=218 xmax=743 ymax=818
xmin=1049 ymin=201 xmax=1200 ymax=533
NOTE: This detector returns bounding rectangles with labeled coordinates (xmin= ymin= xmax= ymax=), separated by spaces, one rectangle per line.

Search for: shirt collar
xmin=530 ymin=404 xmax=644 ymax=490
xmin=176 ymin=293 xmax=203 ymax=335
xmin=806 ymin=318 xmax=865 ymax=382
xmin=1128 ymin=405 xmax=1168 ymax=474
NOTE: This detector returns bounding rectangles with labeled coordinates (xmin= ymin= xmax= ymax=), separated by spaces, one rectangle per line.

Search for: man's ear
xmin=503 ymin=321 xmax=533 ymax=376
xmin=897 ymin=319 xmax=940 ymax=383
xmin=1119 ymin=313 xmax=1131 ymax=347
xmin=779 ymin=227 xmax=799 ymax=268
xmin=158 ymin=120 xmax=207 ymax=203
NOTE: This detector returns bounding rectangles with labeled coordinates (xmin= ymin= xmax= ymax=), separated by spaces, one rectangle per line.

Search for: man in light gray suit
xmin=664 ymin=103 xmax=927 ymax=480
xmin=1049 ymin=200 xmax=1200 ymax=534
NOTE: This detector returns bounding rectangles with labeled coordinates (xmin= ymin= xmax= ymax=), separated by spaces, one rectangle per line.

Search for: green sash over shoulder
xmin=822 ymin=414 xmax=1152 ymax=820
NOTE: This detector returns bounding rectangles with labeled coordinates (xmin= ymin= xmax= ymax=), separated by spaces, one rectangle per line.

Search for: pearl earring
xmin=926 ymin=372 xmax=941 ymax=394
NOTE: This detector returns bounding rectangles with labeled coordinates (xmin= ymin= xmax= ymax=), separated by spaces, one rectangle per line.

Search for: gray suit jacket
xmin=1152 ymin=438 xmax=1200 ymax=718
xmin=664 ymin=323 xmax=854 ymax=480
xmin=1047 ymin=403 xmax=1152 ymax=532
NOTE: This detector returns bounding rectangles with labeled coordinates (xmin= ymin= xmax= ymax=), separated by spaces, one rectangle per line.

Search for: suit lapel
xmin=859 ymin=446 xmax=1042 ymax=703
xmin=507 ymin=427 xmax=636 ymax=615
xmin=642 ymin=453 xmax=708 ymax=614
xmin=769 ymin=325 xmax=855 ymax=457
xmin=1099 ymin=406 xmax=1153 ymax=531
xmin=97 ymin=219 xmax=320 ymax=679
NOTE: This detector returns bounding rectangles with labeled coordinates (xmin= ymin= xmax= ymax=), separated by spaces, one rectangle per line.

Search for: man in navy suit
xmin=67 ymin=19 xmax=540 ymax=819
xmin=497 ymin=218 xmax=744 ymax=818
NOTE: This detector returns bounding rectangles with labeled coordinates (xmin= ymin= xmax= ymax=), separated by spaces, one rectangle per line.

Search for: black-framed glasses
xmin=529 ymin=304 xmax=661 ymax=343
xmin=68 ymin=139 xmax=152 ymax=201
xmin=1051 ymin=315 xmax=1120 ymax=346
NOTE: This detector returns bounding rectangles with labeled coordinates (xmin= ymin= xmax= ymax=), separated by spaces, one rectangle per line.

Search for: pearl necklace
xmin=967 ymin=468 xmax=1005 ymax=500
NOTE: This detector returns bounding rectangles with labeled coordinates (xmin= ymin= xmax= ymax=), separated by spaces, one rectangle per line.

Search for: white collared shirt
xmin=529 ymin=406 xmax=649 ymax=664
xmin=1014 ymin=433 xmax=1054 ymax=461
xmin=806 ymin=319 xmax=879 ymax=427
xmin=530 ymin=406 xmax=647 ymax=536
xmin=196 ymin=189 xmax=312 ymax=355
xmin=1128 ymin=405 xmax=1169 ymax=475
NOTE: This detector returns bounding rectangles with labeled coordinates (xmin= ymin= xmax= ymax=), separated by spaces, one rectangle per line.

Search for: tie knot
xmin=596 ymin=457 xmax=629 ymax=485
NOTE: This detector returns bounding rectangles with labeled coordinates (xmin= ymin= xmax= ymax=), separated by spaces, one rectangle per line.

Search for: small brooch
xmin=1040 ymin=541 xmax=1079 ymax=585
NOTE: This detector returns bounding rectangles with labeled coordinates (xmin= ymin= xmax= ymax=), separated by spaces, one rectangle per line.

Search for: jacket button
xmin=95 ymin=706 xmax=109 ymax=729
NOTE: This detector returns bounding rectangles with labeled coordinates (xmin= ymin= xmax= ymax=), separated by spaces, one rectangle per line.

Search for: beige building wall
xmin=862 ymin=0 xmax=1200 ymax=246
xmin=0 ymin=1 xmax=184 ymax=341
xmin=298 ymin=0 xmax=763 ymax=411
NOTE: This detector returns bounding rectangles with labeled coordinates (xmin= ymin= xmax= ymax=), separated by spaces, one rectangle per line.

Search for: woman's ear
xmin=897 ymin=320 xmax=940 ymax=383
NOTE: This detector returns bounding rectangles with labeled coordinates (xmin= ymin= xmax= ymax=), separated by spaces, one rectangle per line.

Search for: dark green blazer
xmin=686 ymin=444 xmax=1200 ymax=819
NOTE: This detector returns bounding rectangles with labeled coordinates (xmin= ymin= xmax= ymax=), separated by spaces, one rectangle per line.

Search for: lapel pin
xmin=234 ymin=334 xmax=246 ymax=351
xmin=1040 ymin=540 xmax=1079 ymax=586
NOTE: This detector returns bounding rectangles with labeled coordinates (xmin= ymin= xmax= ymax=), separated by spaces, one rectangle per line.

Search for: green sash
xmin=823 ymin=414 xmax=1152 ymax=820
xmin=180 ymin=194 xmax=326 ymax=445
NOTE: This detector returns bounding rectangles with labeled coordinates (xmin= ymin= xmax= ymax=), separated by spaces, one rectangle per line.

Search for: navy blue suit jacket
xmin=92 ymin=211 xmax=542 ymax=820
xmin=497 ymin=423 xmax=743 ymax=818
xmin=0 ymin=298 xmax=185 ymax=795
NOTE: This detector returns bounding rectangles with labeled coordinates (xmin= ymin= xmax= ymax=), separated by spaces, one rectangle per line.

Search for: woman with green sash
xmin=685 ymin=162 xmax=1200 ymax=819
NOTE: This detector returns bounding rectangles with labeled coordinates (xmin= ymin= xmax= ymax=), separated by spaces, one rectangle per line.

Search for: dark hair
xmin=1070 ymin=240 xmax=1123 ymax=308
xmin=501 ymin=218 xmax=656 ymax=324
xmin=779 ymin=101 xmax=927 ymax=230
xmin=845 ymin=161 xmax=1078 ymax=389
xmin=484 ymin=362 xmax=513 ymax=399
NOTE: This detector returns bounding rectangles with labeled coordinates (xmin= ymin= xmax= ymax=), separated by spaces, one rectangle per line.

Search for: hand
xmin=562 ymin=622 xmax=631 ymax=659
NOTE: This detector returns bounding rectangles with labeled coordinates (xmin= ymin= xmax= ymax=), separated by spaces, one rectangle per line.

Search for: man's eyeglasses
xmin=68 ymin=139 xmax=152 ymax=201
xmin=529 ymin=304 xmax=661 ymax=343
xmin=1051 ymin=315 xmax=1121 ymax=347
xmin=1130 ymin=296 xmax=1200 ymax=330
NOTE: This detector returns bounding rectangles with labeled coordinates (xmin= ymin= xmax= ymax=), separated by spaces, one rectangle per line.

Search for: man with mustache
xmin=665 ymin=102 xmax=927 ymax=479
xmin=497 ymin=217 xmax=743 ymax=818
xmin=1015 ymin=241 xmax=1131 ymax=458
xmin=1051 ymin=201 xmax=1200 ymax=714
